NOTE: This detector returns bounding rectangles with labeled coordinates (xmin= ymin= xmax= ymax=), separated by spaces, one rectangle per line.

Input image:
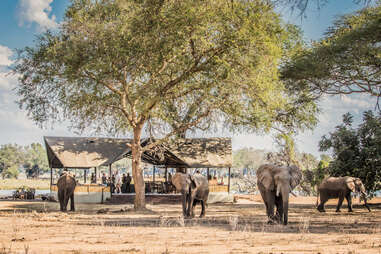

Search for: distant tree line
xmin=0 ymin=143 xmax=48 ymax=179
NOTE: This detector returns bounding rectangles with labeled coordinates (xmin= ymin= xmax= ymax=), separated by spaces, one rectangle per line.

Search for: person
xmin=101 ymin=173 xmax=107 ymax=185
xmin=121 ymin=173 xmax=127 ymax=193
xmin=115 ymin=170 xmax=121 ymax=194
xmin=126 ymin=173 xmax=132 ymax=193
xmin=90 ymin=173 xmax=96 ymax=184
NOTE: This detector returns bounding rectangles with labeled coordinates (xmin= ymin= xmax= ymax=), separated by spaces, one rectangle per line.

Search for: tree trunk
xmin=131 ymin=125 xmax=146 ymax=209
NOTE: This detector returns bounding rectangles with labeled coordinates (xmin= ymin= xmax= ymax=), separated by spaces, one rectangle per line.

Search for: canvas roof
xmin=44 ymin=136 xmax=232 ymax=169
xmin=44 ymin=136 xmax=132 ymax=168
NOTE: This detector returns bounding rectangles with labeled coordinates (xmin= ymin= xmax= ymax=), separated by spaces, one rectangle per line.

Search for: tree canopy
xmin=319 ymin=111 xmax=381 ymax=195
xmin=14 ymin=0 xmax=318 ymax=208
xmin=281 ymin=2 xmax=381 ymax=107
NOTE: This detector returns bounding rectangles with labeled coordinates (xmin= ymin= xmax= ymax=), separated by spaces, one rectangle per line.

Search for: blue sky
xmin=0 ymin=0 xmax=377 ymax=158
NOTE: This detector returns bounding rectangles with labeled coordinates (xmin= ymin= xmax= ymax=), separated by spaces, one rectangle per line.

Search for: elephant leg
xmin=70 ymin=193 xmax=75 ymax=212
xmin=345 ymin=193 xmax=353 ymax=212
xmin=265 ymin=191 xmax=275 ymax=223
xmin=317 ymin=195 xmax=327 ymax=212
xmin=275 ymin=195 xmax=283 ymax=224
xmin=181 ymin=193 xmax=187 ymax=217
xmin=58 ymin=190 xmax=64 ymax=211
xmin=200 ymin=200 xmax=206 ymax=218
xmin=191 ymin=199 xmax=197 ymax=218
xmin=336 ymin=195 xmax=344 ymax=212
xmin=63 ymin=194 xmax=70 ymax=212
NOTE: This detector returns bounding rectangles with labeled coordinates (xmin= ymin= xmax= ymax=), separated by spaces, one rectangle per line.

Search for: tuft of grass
xmin=298 ymin=216 xmax=310 ymax=234
xmin=228 ymin=216 xmax=239 ymax=231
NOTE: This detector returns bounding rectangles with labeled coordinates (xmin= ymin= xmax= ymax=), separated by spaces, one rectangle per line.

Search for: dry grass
xmin=0 ymin=179 xmax=50 ymax=190
xmin=0 ymin=197 xmax=380 ymax=253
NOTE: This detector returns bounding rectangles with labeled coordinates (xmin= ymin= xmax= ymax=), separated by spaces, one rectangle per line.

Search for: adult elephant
xmin=257 ymin=164 xmax=302 ymax=225
xmin=316 ymin=176 xmax=371 ymax=212
xmin=172 ymin=172 xmax=209 ymax=218
xmin=57 ymin=171 xmax=76 ymax=212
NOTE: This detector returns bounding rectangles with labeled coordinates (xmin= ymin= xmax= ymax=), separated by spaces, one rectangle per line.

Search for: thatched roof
xmin=44 ymin=136 xmax=232 ymax=169
xmin=132 ymin=138 xmax=232 ymax=168
xmin=44 ymin=136 xmax=132 ymax=168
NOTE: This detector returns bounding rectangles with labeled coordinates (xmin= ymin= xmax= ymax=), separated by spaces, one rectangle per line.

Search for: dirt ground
xmin=0 ymin=196 xmax=380 ymax=254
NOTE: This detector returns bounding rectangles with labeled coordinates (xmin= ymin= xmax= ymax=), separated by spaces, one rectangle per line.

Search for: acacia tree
xmin=15 ymin=0 xmax=317 ymax=209
xmin=281 ymin=3 xmax=381 ymax=107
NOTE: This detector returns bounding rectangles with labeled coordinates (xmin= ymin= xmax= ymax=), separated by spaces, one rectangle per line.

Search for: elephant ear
xmin=289 ymin=165 xmax=302 ymax=190
xmin=172 ymin=173 xmax=185 ymax=191
xmin=257 ymin=165 xmax=275 ymax=190
xmin=346 ymin=177 xmax=356 ymax=192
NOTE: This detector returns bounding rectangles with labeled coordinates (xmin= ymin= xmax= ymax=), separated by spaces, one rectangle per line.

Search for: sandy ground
xmin=0 ymin=196 xmax=380 ymax=254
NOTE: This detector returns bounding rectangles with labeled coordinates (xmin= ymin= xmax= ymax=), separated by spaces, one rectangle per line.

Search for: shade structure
xmin=136 ymin=138 xmax=232 ymax=168
xmin=44 ymin=136 xmax=232 ymax=169
xmin=44 ymin=136 xmax=132 ymax=168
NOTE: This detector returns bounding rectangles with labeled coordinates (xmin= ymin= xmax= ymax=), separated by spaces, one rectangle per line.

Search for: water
xmin=0 ymin=189 xmax=50 ymax=197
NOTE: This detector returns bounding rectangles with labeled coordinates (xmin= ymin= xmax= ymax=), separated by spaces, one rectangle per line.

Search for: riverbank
xmin=0 ymin=179 xmax=50 ymax=190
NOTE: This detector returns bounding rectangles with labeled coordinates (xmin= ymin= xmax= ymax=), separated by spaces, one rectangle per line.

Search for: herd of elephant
xmin=57 ymin=164 xmax=371 ymax=225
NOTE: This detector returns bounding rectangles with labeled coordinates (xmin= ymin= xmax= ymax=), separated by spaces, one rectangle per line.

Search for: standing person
xmin=126 ymin=173 xmax=132 ymax=193
xmin=101 ymin=173 xmax=107 ymax=185
xmin=121 ymin=173 xmax=127 ymax=193
xmin=90 ymin=173 xmax=96 ymax=184
xmin=115 ymin=170 xmax=121 ymax=194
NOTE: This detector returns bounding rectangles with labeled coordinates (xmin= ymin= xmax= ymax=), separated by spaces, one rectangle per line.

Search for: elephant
xmin=172 ymin=172 xmax=209 ymax=218
xmin=57 ymin=171 xmax=76 ymax=212
xmin=257 ymin=164 xmax=302 ymax=225
xmin=316 ymin=176 xmax=371 ymax=212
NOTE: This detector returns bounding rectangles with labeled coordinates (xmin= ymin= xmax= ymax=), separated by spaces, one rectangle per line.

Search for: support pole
xmin=165 ymin=167 xmax=168 ymax=182
xmin=207 ymin=167 xmax=210 ymax=182
xmin=228 ymin=167 xmax=231 ymax=193
xmin=94 ymin=167 xmax=97 ymax=183
xmin=153 ymin=166 xmax=156 ymax=183
xmin=50 ymin=167 xmax=53 ymax=192
xmin=84 ymin=169 xmax=87 ymax=184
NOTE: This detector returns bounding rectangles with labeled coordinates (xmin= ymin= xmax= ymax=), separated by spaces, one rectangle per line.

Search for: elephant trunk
xmin=281 ymin=186 xmax=290 ymax=225
xmin=360 ymin=191 xmax=371 ymax=212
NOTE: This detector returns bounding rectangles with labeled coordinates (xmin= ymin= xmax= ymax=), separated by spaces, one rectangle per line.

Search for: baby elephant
xmin=317 ymin=176 xmax=371 ymax=213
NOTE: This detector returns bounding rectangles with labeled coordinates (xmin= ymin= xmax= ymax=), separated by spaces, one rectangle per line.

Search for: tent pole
xmin=84 ymin=169 xmax=86 ymax=183
xmin=94 ymin=167 xmax=97 ymax=183
xmin=228 ymin=167 xmax=231 ymax=193
xmin=207 ymin=167 xmax=210 ymax=182
xmin=165 ymin=167 xmax=168 ymax=182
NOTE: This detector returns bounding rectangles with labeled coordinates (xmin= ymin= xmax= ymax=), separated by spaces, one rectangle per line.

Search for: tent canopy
xmin=44 ymin=136 xmax=232 ymax=169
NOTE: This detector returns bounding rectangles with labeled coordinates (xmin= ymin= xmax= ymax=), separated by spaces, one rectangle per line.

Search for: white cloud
xmin=18 ymin=0 xmax=58 ymax=30
xmin=0 ymin=45 xmax=14 ymax=66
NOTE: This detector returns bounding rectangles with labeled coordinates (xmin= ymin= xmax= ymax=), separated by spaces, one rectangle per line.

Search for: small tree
xmin=319 ymin=111 xmax=381 ymax=195
xmin=0 ymin=144 xmax=24 ymax=179
xmin=23 ymin=143 xmax=49 ymax=178
xmin=15 ymin=0 xmax=317 ymax=209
